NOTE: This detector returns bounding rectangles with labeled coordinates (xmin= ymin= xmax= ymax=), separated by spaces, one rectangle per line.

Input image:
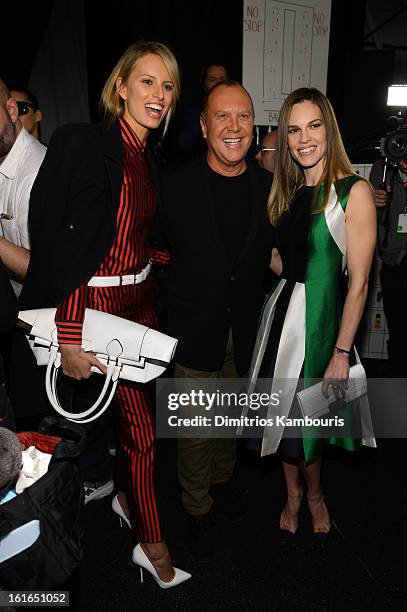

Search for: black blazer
xmin=0 ymin=261 xmax=17 ymax=333
xmin=20 ymin=120 xmax=159 ymax=311
xmin=0 ymin=261 xmax=17 ymax=382
xmin=158 ymin=156 xmax=273 ymax=375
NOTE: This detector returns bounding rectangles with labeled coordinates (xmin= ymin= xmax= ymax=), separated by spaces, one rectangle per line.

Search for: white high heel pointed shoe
xmin=111 ymin=494 xmax=131 ymax=529
xmin=132 ymin=543 xmax=191 ymax=589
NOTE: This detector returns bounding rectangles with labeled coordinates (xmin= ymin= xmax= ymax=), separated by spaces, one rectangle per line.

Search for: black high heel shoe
xmin=307 ymin=492 xmax=331 ymax=547
xmin=279 ymin=489 xmax=303 ymax=543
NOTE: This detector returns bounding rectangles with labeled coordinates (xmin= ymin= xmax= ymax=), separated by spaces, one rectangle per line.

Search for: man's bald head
xmin=201 ymin=80 xmax=254 ymax=118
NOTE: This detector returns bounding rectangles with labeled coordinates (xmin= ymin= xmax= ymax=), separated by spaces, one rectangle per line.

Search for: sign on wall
xmin=243 ymin=0 xmax=332 ymax=125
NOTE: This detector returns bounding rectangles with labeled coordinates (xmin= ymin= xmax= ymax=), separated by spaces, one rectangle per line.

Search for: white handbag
xmin=18 ymin=308 xmax=178 ymax=424
xmin=296 ymin=351 xmax=367 ymax=420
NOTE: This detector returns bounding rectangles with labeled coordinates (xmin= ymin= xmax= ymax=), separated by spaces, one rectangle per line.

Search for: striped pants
xmin=89 ymin=277 xmax=162 ymax=542
xmin=114 ymin=380 xmax=161 ymax=543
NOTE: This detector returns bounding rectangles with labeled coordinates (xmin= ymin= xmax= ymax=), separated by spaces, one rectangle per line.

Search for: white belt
xmin=88 ymin=261 xmax=152 ymax=288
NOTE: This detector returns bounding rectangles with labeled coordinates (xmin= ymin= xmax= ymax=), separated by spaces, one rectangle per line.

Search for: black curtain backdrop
xmin=84 ymin=0 xmax=244 ymax=120
xmin=5 ymin=0 xmax=404 ymax=162
xmin=0 ymin=1 xmax=54 ymax=87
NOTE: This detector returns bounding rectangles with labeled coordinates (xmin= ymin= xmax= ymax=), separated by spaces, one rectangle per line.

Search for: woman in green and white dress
xmin=249 ymin=88 xmax=376 ymax=542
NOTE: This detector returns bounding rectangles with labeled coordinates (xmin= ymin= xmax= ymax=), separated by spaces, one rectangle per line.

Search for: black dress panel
xmin=259 ymin=186 xmax=314 ymax=379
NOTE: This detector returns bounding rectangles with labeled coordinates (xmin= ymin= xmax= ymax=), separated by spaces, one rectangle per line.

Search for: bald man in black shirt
xmin=159 ymin=81 xmax=272 ymax=560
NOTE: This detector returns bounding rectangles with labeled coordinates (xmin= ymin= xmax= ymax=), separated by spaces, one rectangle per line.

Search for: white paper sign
xmin=243 ymin=0 xmax=332 ymax=125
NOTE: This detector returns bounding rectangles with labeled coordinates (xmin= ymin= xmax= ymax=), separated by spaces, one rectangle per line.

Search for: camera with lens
xmin=380 ymin=117 xmax=407 ymax=164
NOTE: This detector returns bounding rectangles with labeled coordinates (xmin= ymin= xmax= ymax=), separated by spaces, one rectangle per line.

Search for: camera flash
xmin=387 ymin=85 xmax=407 ymax=107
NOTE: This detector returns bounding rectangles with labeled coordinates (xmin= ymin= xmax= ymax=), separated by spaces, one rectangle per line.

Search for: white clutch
xmin=18 ymin=308 xmax=178 ymax=423
xmin=296 ymin=363 xmax=367 ymax=419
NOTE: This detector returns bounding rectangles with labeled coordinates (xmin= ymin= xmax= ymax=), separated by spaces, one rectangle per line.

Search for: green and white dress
xmin=248 ymin=176 xmax=376 ymax=461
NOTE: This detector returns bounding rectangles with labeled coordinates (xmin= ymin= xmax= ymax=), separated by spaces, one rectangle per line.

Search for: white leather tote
xmin=18 ymin=308 xmax=178 ymax=424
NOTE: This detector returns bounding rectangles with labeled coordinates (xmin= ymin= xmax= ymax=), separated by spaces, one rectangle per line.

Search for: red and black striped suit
xmin=54 ymin=118 xmax=169 ymax=543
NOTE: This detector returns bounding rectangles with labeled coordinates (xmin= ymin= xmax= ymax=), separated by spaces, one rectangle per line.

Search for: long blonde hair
xmin=100 ymin=41 xmax=180 ymax=135
xmin=268 ymin=88 xmax=356 ymax=225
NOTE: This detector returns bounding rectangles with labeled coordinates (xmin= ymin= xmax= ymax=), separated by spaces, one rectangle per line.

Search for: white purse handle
xmin=45 ymin=347 xmax=121 ymax=423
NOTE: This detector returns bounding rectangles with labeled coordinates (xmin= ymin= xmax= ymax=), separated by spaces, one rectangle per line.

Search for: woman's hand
xmin=322 ymin=352 xmax=350 ymax=400
xmin=59 ymin=344 xmax=107 ymax=380
xmin=270 ymin=248 xmax=282 ymax=276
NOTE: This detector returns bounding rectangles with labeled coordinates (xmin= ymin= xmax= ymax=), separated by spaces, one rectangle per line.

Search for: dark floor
xmin=9 ymin=357 xmax=402 ymax=612
xmin=66 ymin=431 xmax=406 ymax=612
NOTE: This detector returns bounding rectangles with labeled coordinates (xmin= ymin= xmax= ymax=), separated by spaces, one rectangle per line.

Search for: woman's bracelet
xmin=335 ymin=346 xmax=351 ymax=356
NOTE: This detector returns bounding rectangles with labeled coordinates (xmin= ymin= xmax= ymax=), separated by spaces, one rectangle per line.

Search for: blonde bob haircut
xmin=100 ymin=41 xmax=180 ymax=135
xmin=268 ymin=87 xmax=356 ymax=225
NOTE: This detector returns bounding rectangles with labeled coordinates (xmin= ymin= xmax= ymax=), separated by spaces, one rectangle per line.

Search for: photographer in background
xmin=10 ymin=88 xmax=42 ymax=142
xmin=176 ymin=63 xmax=229 ymax=160
xmin=255 ymin=128 xmax=278 ymax=175
xmin=369 ymin=118 xmax=407 ymax=376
